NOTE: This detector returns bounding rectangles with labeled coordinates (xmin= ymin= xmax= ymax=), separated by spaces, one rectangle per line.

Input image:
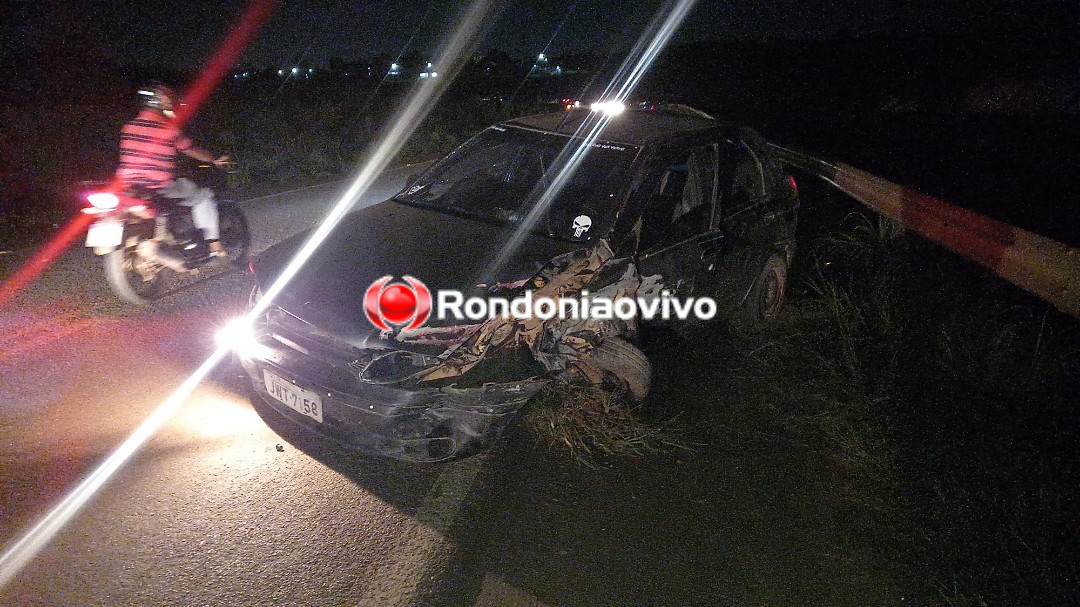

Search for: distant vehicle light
xmin=87 ymin=192 xmax=119 ymax=210
xmin=591 ymin=101 xmax=625 ymax=116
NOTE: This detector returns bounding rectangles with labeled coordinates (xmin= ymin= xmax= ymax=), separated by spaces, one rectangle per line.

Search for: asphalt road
xmin=0 ymin=164 xmax=502 ymax=606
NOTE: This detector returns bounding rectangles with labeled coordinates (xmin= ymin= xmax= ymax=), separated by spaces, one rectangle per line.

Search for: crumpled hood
xmin=252 ymin=199 xmax=578 ymax=349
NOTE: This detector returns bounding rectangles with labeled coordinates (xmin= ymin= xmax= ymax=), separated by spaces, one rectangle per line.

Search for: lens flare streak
xmin=483 ymin=0 xmax=698 ymax=281
xmin=0 ymin=213 xmax=95 ymax=309
xmin=0 ymin=0 xmax=279 ymax=310
xmin=0 ymin=0 xmax=697 ymax=592
xmin=0 ymin=0 xmax=501 ymax=590
xmin=0 ymin=349 xmax=228 ymax=588
xmin=250 ymin=0 xmax=501 ymax=319
xmin=604 ymin=0 xmax=699 ymax=103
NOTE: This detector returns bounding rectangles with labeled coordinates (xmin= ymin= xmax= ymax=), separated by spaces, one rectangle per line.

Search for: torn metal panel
xmin=394 ymin=323 xmax=485 ymax=349
xmin=415 ymin=239 xmax=666 ymax=383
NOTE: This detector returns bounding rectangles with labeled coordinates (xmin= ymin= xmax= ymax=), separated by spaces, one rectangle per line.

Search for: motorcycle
xmin=82 ymin=161 xmax=251 ymax=305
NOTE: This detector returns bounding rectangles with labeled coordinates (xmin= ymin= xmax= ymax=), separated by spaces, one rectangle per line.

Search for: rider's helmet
xmin=137 ymin=81 xmax=177 ymax=116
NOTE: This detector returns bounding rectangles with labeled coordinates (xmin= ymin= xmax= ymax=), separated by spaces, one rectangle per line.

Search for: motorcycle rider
xmin=116 ymin=82 xmax=231 ymax=256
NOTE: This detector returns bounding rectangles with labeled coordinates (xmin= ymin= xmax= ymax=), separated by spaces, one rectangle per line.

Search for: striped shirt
xmin=116 ymin=109 xmax=193 ymax=189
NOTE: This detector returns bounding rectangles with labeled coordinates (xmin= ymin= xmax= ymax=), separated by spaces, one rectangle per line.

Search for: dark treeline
xmin=2 ymin=6 xmax=1078 ymax=246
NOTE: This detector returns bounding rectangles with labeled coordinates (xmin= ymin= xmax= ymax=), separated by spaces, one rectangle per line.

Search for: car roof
xmin=503 ymin=105 xmax=721 ymax=148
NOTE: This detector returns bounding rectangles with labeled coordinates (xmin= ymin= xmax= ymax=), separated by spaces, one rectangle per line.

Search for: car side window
xmin=671 ymin=145 xmax=717 ymax=235
xmin=640 ymin=145 xmax=718 ymax=251
xmin=718 ymin=140 xmax=765 ymax=220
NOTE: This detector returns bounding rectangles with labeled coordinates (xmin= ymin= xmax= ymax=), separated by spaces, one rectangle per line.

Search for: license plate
xmin=263 ymin=369 xmax=323 ymax=423
xmin=86 ymin=219 xmax=124 ymax=248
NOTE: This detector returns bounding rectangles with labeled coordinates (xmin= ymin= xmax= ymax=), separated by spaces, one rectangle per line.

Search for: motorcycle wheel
xmin=104 ymin=238 xmax=170 ymax=305
xmin=217 ymin=202 xmax=251 ymax=266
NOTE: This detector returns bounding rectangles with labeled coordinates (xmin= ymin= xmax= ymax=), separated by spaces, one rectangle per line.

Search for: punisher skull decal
xmin=572 ymin=215 xmax=592 ymax=238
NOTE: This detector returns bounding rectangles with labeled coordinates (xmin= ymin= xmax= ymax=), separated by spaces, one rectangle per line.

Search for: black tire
xmin=217 ymin=202 xmax=251 ymax=266
xmin=103 ymin=239 xmax=169 ymax=305
xmin=583 ymin=337 xmax=653 ymax=401
xmin=735 ymin=253 xmax=788 ymax=330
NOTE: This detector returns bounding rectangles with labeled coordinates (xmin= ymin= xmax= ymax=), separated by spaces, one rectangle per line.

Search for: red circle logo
xmin=363 ymin=275 xmax=431 ymax=332
xmin=379 ymin=285 xmax=417 ymax=323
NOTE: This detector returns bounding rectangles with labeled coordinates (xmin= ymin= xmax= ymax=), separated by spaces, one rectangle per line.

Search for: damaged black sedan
xmin=228 ymin=104 xmax=799 ymax=462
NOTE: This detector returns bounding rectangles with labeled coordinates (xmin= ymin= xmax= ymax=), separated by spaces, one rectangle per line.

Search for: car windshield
xmin=395 ymin=125 xmax=639 ymax=242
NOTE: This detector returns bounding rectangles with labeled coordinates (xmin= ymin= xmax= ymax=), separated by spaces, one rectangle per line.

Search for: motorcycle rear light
xmin=87 ymin=192 xmax=120 ymax=210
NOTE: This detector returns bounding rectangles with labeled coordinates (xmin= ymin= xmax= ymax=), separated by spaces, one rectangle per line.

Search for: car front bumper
xmin=237 ymin=335 xmax=547 ymax=462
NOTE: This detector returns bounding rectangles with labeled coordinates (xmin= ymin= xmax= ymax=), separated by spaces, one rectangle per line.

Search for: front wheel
xmin=103 ymin=237 xmax=170 ymax=305
xmin=217 ymin=202 xmax=251 ymax=266
xmin=577 ymin=337 xmax=653 ymax=401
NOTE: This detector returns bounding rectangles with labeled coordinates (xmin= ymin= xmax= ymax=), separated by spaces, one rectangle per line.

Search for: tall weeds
xmin=795 ymin=212 xmax=1079 ymax=605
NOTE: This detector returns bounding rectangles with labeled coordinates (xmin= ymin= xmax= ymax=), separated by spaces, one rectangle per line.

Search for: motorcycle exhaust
xmin=137 ymin=240 xmax=189 ymax=272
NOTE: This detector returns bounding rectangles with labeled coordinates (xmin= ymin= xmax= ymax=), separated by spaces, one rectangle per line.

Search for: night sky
xmin=8 ymin=0 xmax=1059 ymax=73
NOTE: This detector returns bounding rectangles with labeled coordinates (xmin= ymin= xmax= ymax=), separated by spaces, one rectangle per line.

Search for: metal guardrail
xmin=769 ymin=143 xmax=1080 ymax=319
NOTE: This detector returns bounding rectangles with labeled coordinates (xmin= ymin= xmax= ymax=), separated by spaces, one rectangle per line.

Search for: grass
xmin=524 ymin=382 xmax=691 ymax=465
xmin=525 ymin=210 xmax=1078 ymax=605
xmin=772 ymin=212 xmax=1077 ymax=605
xmin=777 ymin=215 xmax=1078 ymax=605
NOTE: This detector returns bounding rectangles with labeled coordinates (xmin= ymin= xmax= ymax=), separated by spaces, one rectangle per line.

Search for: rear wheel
xmin=734 ymin=253 xmax=788 ymax=330
xmin=103 ymin=237 xmax=170 ymax=305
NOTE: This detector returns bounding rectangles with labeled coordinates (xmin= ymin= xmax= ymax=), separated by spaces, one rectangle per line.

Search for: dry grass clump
xmin=525 ymin=383 xmax=688 ymax=462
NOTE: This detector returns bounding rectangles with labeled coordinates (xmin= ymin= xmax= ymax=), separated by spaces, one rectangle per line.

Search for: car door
xmin=636 ymin=144 xmax=721 ymax=315
xmin=701 ymin=137 xmax=772 ymax=315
